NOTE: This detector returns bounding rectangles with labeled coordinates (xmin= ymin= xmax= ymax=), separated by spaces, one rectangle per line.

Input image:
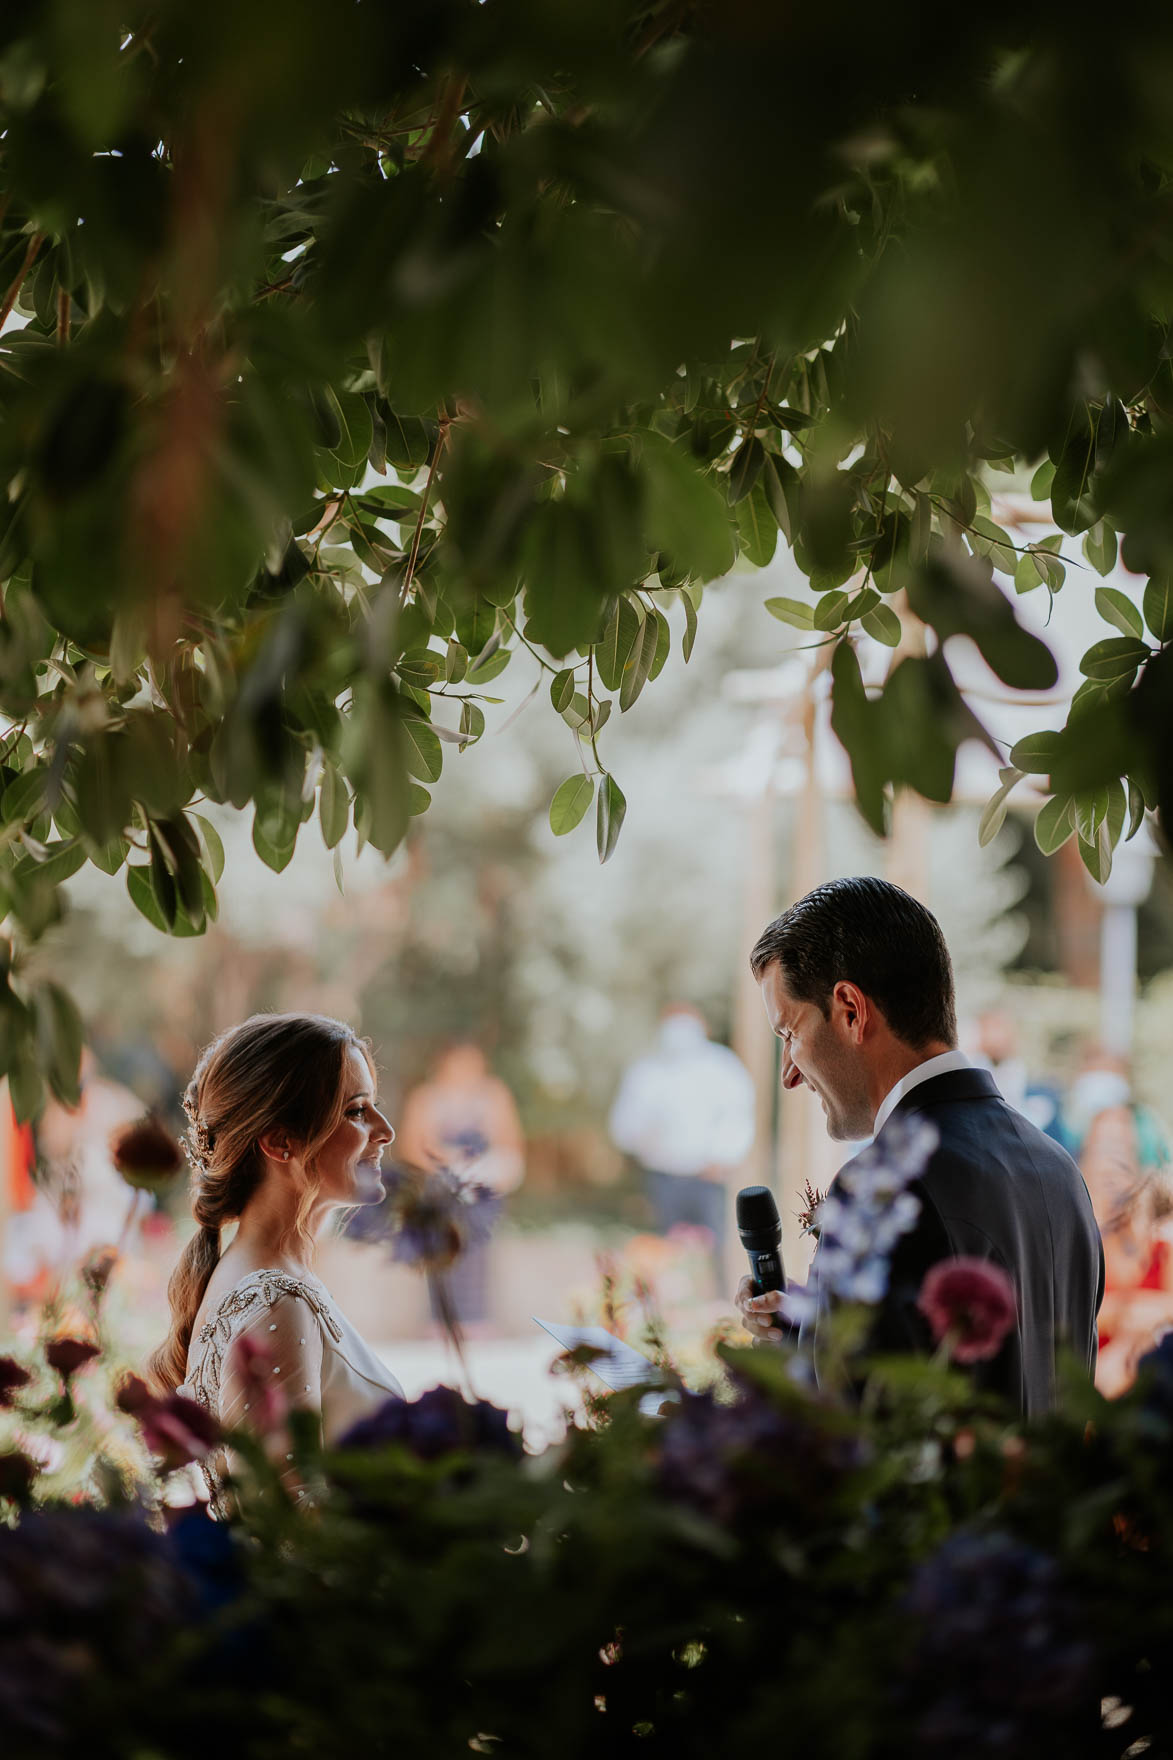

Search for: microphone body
xmin=736 ymin=1185 xmax=787 ymax=1328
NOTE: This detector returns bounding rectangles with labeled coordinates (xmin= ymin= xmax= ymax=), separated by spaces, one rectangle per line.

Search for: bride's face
xmin=313 ymin=1046 xmax=394 ymax=1207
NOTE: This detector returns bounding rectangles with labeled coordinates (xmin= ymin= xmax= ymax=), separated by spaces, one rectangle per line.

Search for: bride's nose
xmin=371 ymin=1110 xmax=394 ymax=1146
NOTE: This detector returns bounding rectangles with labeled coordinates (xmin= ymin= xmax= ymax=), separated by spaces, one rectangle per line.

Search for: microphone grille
xmin=736 ymin=1184 xmax=780 ymax=1231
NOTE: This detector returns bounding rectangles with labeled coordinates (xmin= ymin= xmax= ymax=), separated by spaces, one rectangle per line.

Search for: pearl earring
xmin=283 ymin=1150 xmax=290 ymax=1161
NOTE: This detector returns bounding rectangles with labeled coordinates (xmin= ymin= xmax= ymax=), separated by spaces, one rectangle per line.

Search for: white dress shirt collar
xmin=872 ymin=1049 xmax=972 ymax=1137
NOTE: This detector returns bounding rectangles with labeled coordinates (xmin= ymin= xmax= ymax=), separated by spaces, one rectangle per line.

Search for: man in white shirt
xmin=610 ymin=1006 xmax=755 ymax=1288
xmin=735 ymin=877 xmax=1103 ymax=1415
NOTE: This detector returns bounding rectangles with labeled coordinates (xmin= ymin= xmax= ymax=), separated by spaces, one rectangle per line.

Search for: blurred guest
xmin=969 ymin=1006 xmax=1063 ymax=1140
xmin=3 ymin=1049 xmax=143 ymax=1302
xmin=609 ymin=1005 xmax=755 ymax=1289
xmin=1070 ymin=1062 xmax=1173 ymax=1396
xmin=396 ymin=1043 xmax=525 ymax=1327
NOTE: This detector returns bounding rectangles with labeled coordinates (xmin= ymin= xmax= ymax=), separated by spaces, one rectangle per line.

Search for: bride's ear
xmin=257 ymin=1130 xmax=294 ymax=1165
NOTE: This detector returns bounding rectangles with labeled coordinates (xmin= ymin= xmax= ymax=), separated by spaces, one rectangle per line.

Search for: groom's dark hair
xmin=750 ymin=876 xmax=957 ymax=1049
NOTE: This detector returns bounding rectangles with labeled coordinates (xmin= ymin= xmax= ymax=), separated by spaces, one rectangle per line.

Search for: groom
xmin=736 ymin=877 xmax=1104 ymax=1415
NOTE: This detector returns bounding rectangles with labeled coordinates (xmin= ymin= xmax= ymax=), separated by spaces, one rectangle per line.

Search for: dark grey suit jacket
xmin=820 ymin=1066 xmax=1104 ymax=1417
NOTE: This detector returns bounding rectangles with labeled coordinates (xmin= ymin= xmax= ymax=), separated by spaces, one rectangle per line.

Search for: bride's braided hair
xmin=149 ymin=1012 xmax=373 ymax=1392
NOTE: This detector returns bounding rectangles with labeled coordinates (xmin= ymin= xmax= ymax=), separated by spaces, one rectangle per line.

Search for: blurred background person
xmin=608 ymin=1004 xmax=755 ymax=1292
xmin=1064 ymin=1049 xmax=1173 ymax=1396
xmin=969 ymin=1005 xmax=1064 ymax=1140
xmin=395 ymin=1042 xmax=526 ymax=1330
xmin=2 ymin=1048 xmax=146 ymax=1306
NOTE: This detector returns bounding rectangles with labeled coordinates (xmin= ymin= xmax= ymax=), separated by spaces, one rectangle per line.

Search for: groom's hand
xmin=735 ymin=1274 xmax=785 ymax=1344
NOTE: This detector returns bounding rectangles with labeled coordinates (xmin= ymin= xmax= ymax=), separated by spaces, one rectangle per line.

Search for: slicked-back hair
xmin=750 ymin=877 xmax=957 ymax=1050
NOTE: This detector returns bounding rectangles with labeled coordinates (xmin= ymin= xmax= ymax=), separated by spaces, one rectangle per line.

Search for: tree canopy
xmin=1 ymin=0 xmax=1173 ymax=1109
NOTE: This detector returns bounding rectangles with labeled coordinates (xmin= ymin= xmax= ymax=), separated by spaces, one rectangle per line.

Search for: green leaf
xmin=762 ymin=455 xmax=793 ymax=544
xmin=1008 ymin=731 xmax=1061 ymax=774
xmin=38 ymin=982 xmax=83 ymax=1107
xmin=1077 ymin=821 xmax=1113 ymax=885
xmin=1034 ymin=794 xmax=1076 ymax=856
xmin=549 ymin=774 xmax=595 ymax=836
xmin=459 ymin=700 xmax=486 ymax=746
xmin=861 ymin=604 xmax=901 ymax=646
xmin=1079 ymin=637 xmax=1149 ymax=681
xmin=736 ymin=481 xmax=777 ymax=567
xmin=1127 ymin=779 xmax=1147 ymax=840
xmin=595 ymin=596 xmax=641 ymax=693
xmin=1083 ymin=522 xmax=1118 ymax=577
xmin=619 ymin=609 xmax=658 ymax=712
xmin=830 ymin=640 xmax=887 ymax=835
xmin=969 ymin=515 xmax=1018 ymax=576
xmin=192 ymin=814 xmax=225 ymax=882
xmin=728 ymin=436 xmax=765 ymax=503
xmin=253 ymin=812 xmax=296 ymax=874
xmin=596 ymin=772 xmax=627 ymax=864
xmin=765 ymin=597 xmax=815 ymax=629
xmin=978 ymin=768 xmax=1024 ymax=848
xmin=127 ymin=863 xmax=170 ymax=931
xmin=1030 ymin=459 xmax=1056 ymax=501
xmin=641 ymin=435 xmax=735 ymax=583
xmin=1143 ymin=576 xmax=1173 ymax=643
xmin=1073 ymin=788 xmax=1109 ymax=843
xmin=319 ymin=762 xmax=349 ymax=849
xmin=1095 ymin=588 xmax=1144 ymax=640
xmin=401 ymin=716 xmax=443 ymax=784
xmin=407 ymin=784 xmax=430 ymax=815
xmin=444 ymin=638 xmax=468 ymax=684
xmin=682 ymin=588 xmax=699 ymax=661
xmin=648 ymin=608 xmax=671 ymax=681
xmin=814 ymin=590 xmax=851 ymax=631
xmin=549 ymin=668 xmax=576 ymax=713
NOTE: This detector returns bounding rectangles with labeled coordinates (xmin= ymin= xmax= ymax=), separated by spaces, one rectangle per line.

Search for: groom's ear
xmin=831 ymin=980 xmax=869 ymax=1042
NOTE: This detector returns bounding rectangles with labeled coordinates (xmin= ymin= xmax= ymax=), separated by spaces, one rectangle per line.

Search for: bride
xmin=150 ymin=1012 xmax=404 ymax=1513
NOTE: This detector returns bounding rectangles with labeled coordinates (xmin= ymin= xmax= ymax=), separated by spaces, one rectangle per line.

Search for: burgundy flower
xmin=138 ymin=1394 xmax=222 ymax=1472
xmin=0 ymin=1356 xmax=32 ymax=1408
xmin=0 ymin=1449 xmax=37 ymax=1503
xmin=44 ymin=1336 xmax=101 ymax=1379
xmin=109 ymin=1114 xmax=185 ymax=1191
xmin=228 ymin=1328 xmax=288 ymax=1432
xmin=114 ymin=1372 xmax=155 ymax=1416
xmin=918 ymin=1257 xmax=1017 ymax=1364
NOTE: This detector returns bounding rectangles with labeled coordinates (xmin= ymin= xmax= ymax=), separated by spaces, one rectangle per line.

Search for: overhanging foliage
xmin=1 ymin=2 xmax=1173 ymax=1106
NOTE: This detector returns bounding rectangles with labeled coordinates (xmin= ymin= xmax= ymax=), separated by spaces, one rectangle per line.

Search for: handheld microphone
xmin=736 ymin=1185 xmax=787 ymax=1328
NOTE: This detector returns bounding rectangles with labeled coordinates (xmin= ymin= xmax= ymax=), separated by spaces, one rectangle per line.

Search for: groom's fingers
xmin=735 ymin=1275 xmax=784 ymax=1340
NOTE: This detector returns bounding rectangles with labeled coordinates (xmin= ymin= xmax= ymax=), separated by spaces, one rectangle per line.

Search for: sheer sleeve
xmin=217 ymin=1291 xmax=326 ymax=1498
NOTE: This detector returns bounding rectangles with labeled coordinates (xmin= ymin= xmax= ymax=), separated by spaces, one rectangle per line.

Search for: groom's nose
xmin=780 ymin=1049 xmax=804 ymax=1092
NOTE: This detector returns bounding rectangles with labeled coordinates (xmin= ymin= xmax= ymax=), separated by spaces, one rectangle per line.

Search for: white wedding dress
xmin=180 ymin=1265 xmax=404 ymax=1517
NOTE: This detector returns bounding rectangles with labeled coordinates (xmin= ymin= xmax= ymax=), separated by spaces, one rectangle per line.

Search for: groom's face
xmin=758 ymin=961 xmax=873 ymax=1141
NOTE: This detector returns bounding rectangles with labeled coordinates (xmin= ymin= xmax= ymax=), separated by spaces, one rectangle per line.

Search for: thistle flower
xmin=80 ymin=1244 xmax=119 ymax=1300
xmin=44 ymin=1336 xmax=101 ymax=1379
xmin=0 ymin=1355 xmax=32 ymax=1408
xmin=383 ymin=1163 xmax=501 ymax=1271
xmin=109 ymin=1113 xmax=185 ymax=1192
xmin=918 ymin=1257 xmax=1017 ymax=1364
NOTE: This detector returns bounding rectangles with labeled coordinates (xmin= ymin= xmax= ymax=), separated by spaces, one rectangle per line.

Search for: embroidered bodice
xmin=179 ymin=1266 xmax=404 ymax=1516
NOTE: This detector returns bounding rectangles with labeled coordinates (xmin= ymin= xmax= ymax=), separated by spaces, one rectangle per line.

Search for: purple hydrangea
xmin=656 ymin=1383 xmax=867 ymax=1527
xmin=336 ymin=1385 xmax=520 ymax=1463
xmin=899 ymin=1530 xmax=1097 ymax=1756
xmin=344 ymin=1162 xmax=501 ymax=1266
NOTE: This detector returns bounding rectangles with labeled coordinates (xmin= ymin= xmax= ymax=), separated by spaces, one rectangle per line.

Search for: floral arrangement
xmin=3 ymin=1113 xmax=1173 ymax=1758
